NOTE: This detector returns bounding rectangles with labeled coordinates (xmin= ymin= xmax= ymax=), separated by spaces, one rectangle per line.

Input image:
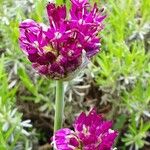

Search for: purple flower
xmin=19 ymin=0 xmax=105 ymax=80
xmin=52 ymin=109 xmax=118 ymax=150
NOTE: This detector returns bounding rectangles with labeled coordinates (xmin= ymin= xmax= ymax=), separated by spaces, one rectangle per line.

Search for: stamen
xmin=55 ymin=32 xmax=62 ymax=39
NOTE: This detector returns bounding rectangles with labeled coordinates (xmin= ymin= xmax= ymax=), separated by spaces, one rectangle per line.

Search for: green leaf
xmin=114 ymin=114 xmax=127 ymax=130
xmin=18 ymin=68 xmax=38 ymax=96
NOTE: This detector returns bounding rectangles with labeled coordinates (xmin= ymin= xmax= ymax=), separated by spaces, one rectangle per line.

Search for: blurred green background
xmin=0 ymin=0 xmax=150 ymax=149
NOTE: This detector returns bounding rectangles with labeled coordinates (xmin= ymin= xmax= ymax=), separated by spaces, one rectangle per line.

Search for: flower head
xmin=52 ymin=109 xmax=118 ymax=150
xmin=19 ymin=0 xmax=105 ymax=80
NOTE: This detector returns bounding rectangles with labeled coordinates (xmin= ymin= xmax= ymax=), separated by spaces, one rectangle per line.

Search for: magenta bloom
xmin=52 ymin=109 xmax=118 ymax=150
xmin=19 ymin=0 xmax=105 ymax=80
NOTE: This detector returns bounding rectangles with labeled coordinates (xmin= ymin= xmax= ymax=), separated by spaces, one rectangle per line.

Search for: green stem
xmin=54 ymin=80 xmax=64 ymax=132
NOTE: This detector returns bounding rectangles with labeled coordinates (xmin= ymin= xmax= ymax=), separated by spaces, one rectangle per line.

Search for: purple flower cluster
xmin=52 ymin=109 xmax=118 ymax=150
xmin=19 ymin=0 xmax=105 ymax=79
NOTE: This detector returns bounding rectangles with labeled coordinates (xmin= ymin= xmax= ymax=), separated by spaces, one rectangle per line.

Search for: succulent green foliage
xmin=122 ymin=116 xmax=150 ymax=150
xmin=0 ymin=56 xmax=32 ymax=149
xmin=92 ymin=0 xmax=150 ymax=149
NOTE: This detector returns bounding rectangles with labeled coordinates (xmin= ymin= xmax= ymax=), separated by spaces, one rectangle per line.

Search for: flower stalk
xmin=54 ymin=80 xmax=64 ymax=132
